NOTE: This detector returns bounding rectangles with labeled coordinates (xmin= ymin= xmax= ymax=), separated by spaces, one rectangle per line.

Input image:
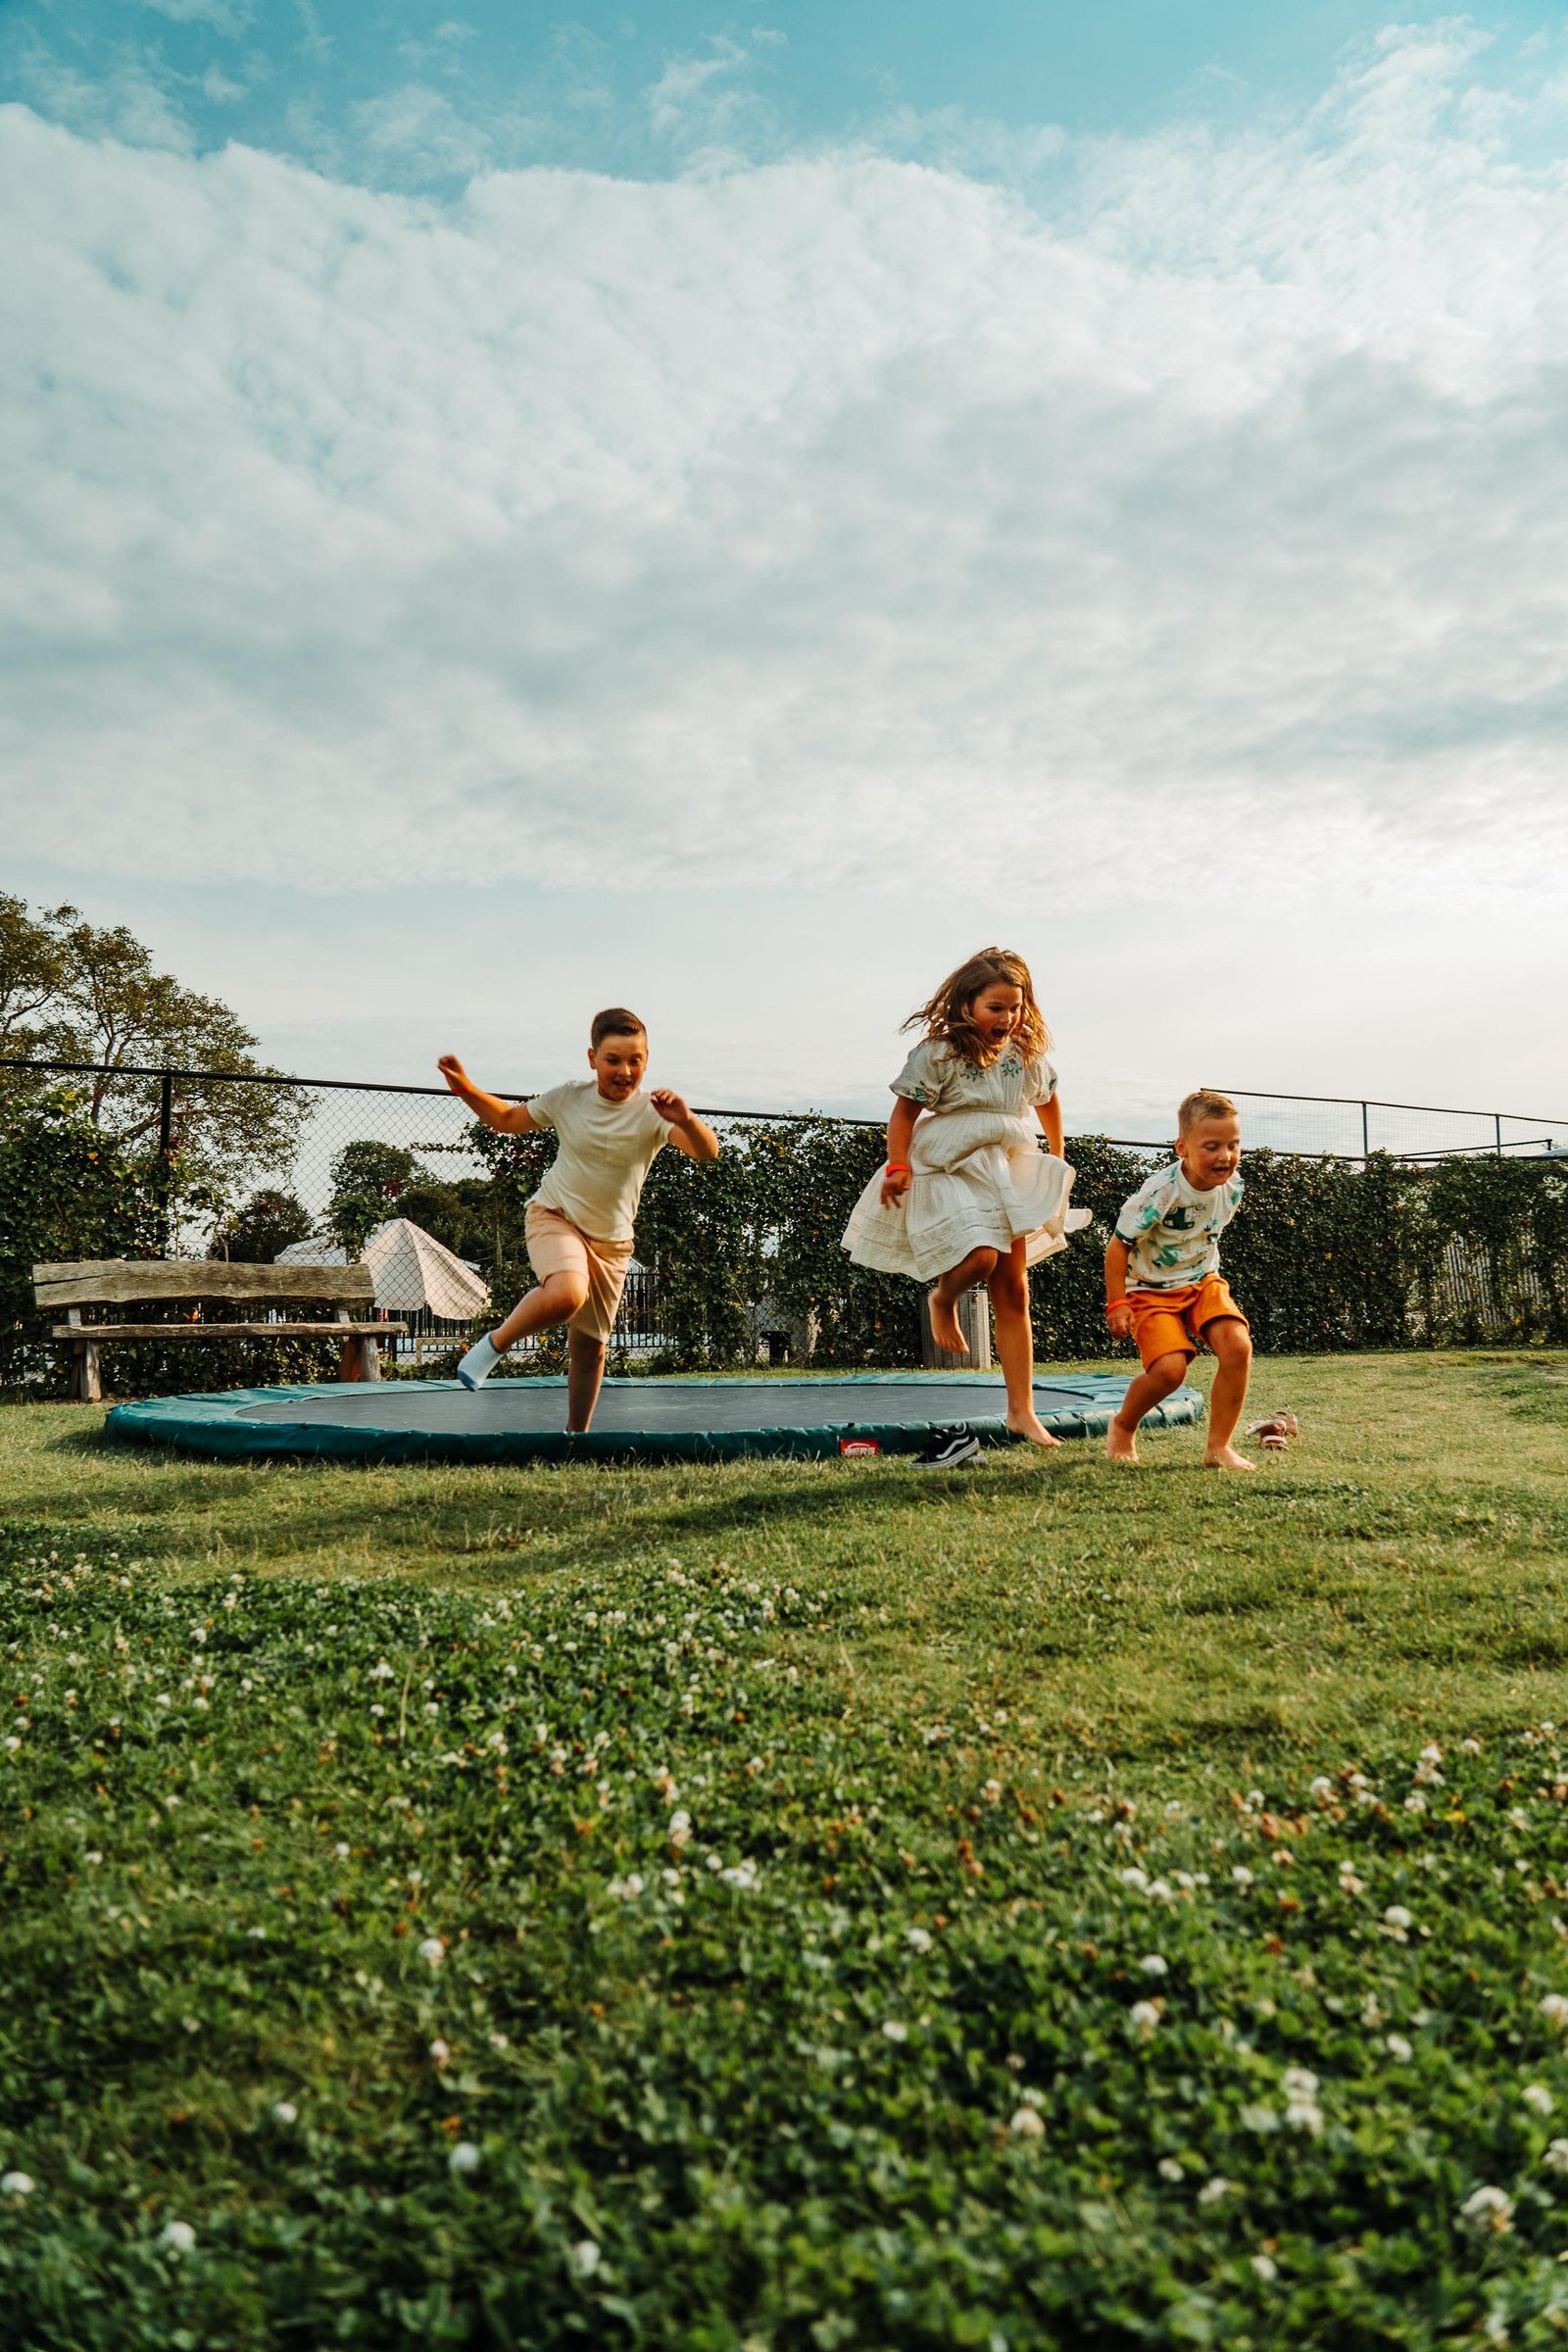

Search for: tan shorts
xmin=524 ymin=1202 xmax=633 ymax=1344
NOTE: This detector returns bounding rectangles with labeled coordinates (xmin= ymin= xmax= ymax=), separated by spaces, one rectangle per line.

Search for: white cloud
xmin=2 ymin=26 xmax=1567 ymax=935
xmin=120 ymin=0 xmax=252 ymax=33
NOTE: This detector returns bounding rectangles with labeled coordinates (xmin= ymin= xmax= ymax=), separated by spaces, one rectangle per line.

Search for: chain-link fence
xmin=4 ymin=1056 xmax=1565 ymax=1386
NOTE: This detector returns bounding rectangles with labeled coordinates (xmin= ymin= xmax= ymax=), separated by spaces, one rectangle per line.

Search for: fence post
xmin=157 ymin=1069 xmax=175 ymax=1252
xmin=1494 ymin=1113 xmax=1502 ymax=1159
xmin=1361 ymin=1102 xmax=1370 ymax=1158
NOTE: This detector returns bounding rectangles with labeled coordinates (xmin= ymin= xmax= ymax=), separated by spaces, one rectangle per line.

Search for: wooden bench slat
xmin=52 ymin=1321 xmax=408 ymax=1342
xmin=34 ymin=1260 xmax=376 ymax=1309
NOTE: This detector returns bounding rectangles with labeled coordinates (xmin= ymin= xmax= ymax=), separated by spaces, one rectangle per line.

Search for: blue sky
xmin=4 ymin=2 xmax=1567 ymax=1131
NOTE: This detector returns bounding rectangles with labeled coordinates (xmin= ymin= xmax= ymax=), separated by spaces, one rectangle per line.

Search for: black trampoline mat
xmin=237 ymin=1376 xmax=1094 ymax=1435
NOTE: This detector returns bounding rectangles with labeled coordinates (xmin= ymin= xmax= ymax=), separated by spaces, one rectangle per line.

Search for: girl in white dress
xmin=842 ymin=947 xmax=1089 ymax=1448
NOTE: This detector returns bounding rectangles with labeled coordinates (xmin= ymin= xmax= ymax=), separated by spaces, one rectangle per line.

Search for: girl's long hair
xmin=904 ymin=947 xmax=1052 ymax=1065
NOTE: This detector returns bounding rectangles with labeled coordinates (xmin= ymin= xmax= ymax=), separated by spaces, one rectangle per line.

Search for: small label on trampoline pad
xmin=839 ymin=1438 xmax=880 ymax=1458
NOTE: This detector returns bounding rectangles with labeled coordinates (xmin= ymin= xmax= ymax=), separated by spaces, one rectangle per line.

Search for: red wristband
xmin=886 ymin=1160 xmax=910 ymax=1173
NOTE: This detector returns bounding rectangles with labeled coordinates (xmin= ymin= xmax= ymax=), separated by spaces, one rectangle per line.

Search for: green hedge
xmin=4 ymin=1096 xmax=1566 ymax=1398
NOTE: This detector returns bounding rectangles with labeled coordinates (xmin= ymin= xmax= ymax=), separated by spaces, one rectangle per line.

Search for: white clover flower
xmin=417 ymin=1937 xmax=445 ymax=1968
xmin=1403 ymin=1793 xmax=1428 ymax=1815
xmin=1140 ymin=1955 xmax=1169 ymax=1978
xmin=1386 ymin=2034 xmax=1414 ymax=2063
xmin=1510 ymin=1809 xmax=1530 ymax=1832
xmin=1157 ymin=2157 xmax=1183 ymax=2182
xmin=1 ymin=2173 xmax=35 ymax=2196
xmin=1251 ymin=2253 xmax=1278 ymax=2280
xmin=1129 ymin=2000 xmax=1161 ymax=2039
xmin=1523 ymin=2084 xmax=1554 ymax=2115
xmin=1007 ymin=2106 xmax=1045 ymax=2137
xmin=667 ymin=1811 xmax=692 ymax=1850
xmin=449 ymin=2141 xmax=481 ymax=2177
xmin=272 ymin=2100 xmax=298 ymax=2124
xmin=982 ymin=1779 xmax=1003 ymax=1805
xmin=569 ymin=2239 xmax=602 ymax=2278
xmin=1245 ymin=1790 xmax=1265 ymax=1811
xmin=882 ymin=2020 xmax=908 ymax=2042
xmin=1338 ymin=1868 xmax=1365 ymax=1894
xmin=719 ymin=1860 xmax=759 ymax=1890
xmin=1197 ymin=2177 xmax=1234 ymax=2206
xmin=1543 ymin=2139 xmax=1568 ymax=2175
xmin=1362 ymin=1993 xmax=1386 ymax=2028
xmin=606 ymin=1875 xmax=644 ymax=1901
xmin=1539 ymin=1993 xmax=1568 ymax=2030
xmin=1282 ymin=2067 xmax=1319 ymax=2099
xmin=1383 ymin=1904 xmax=1414 ymax=1939
xmin=160 ymin=2220 xmax=196 ymax=2254
xmin=1308 ymin=1776 xmax=1334 ymax=1805
xmin=428 ymin=2039 xmax=451 ymax=2067
xmin=1119 ymin=1866 xmax=1150 ymax=1891
xmin=1285 ymin=2098 xmax=1325 ymax=2135
xmin=1232 ymin=1866 xmax=1254 ymax=1887
xmin=1460 ymin=2184 xmax=1514 ymax=2234
xmin=906 ymin=1927 xmax=933 ymax=1954
xmin=1460 ymin=1737 xmax=1483 ymax=1755
xmin=1147 ymin=1879 xmax=1175 ymax=1902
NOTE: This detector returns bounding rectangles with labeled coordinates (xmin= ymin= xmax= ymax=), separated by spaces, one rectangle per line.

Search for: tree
xmin=217 ymin=1188 xmax=314 ymax=1264
xmin=328 ymin=1142 xmax=424 ymax=1255
xmin=0 ymin=896 xmax=309 ymax=1211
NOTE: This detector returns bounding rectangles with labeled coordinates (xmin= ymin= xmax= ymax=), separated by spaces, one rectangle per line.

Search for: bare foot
xmin=1105 ymin=1421 xmax=1140 ymax=1464
xmin=1203 ymin=1445 xmax=1256 ymax=1472
xmin=927 ymin=1291 xmax=968 ymax=1353
xmin=1007 ymin=1412 xmax=1062 ymax=1449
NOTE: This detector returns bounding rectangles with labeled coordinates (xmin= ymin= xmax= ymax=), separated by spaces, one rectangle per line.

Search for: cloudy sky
xmin=4 ymin=1 xmax=1566 ymax=1143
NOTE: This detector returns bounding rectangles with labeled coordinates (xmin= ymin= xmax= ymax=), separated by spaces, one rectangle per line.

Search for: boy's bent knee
xmin=1205 ymin=1317 xmax=1251 ymax=1362
xmin=1145 ymin=1350 xmax=1189 ymax=1390
xmin=543 ymin=1272 xmax=590 ymax=1316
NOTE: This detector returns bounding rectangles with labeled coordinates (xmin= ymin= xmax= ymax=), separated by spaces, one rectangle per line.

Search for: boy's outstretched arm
xmin=649 ymin=1090 xmax=720 ymax=1161
xmin=437 ymin=1054 xmax=538 ymax=1135
xmin=1104 ymin=1236 xmax=1136 ymax=1338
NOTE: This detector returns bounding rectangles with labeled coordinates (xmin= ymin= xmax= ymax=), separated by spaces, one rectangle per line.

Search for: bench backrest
xmin=33 ymin=1259 xmax=377 ymax=1312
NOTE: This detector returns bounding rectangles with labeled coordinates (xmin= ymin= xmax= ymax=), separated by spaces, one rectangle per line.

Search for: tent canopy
xmin=276 ymin=1218 xmax=489 ymax=1322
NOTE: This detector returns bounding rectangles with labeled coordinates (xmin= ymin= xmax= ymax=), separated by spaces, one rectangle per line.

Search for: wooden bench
xmin=33 ymin=1259 xmax=408 ymax=1402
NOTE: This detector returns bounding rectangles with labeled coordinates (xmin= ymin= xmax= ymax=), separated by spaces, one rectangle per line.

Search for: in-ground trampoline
xmin=104 ymin=1372 xmax=1203 ymax=1467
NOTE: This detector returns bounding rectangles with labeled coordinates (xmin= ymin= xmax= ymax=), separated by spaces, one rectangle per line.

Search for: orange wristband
xmin=886 ymin=1160 xmax=910 ymax=1173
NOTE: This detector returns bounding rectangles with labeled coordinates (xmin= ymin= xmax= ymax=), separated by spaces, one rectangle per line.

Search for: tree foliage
xmin=0 ymin=894 xmax=309 ymax=1209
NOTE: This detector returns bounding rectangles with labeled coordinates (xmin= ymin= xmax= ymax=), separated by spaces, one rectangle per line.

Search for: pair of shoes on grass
xmin=915 ymin=1423 xmax=981 ymax=1470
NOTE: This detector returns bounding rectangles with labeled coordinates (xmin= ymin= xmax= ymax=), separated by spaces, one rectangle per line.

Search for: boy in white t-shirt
xmin=438 ymin=1008 xmax=718 ymax=1432
xmin=1103 ymin=1089 xmax=1254 ymax=1471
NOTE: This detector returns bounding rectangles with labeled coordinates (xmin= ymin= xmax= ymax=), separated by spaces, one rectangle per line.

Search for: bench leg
xmin=73 ymin=1341 xmax=103 ymax=1404
xmin=356 ymin=1336 xmax=382 ymax=1383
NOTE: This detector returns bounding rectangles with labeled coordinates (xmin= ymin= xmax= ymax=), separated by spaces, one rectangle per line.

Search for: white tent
xmin=277 ymin=1217 xmax=490 ymax=1322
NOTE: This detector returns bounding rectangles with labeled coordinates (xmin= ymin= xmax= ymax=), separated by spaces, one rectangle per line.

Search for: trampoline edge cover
xmin=104 ymin=1373 xmax=1203 ymax=1467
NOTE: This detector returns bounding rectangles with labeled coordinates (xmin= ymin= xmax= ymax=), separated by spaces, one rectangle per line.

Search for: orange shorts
xmin=1123 ymin=1276 xmax=1248 ymax=1369
xmin=524 ymin=1203 xmax=634 ymax=1344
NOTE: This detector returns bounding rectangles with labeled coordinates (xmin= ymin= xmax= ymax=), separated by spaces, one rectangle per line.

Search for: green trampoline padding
xmin=104 ymin=1372 xmax=1203 ymax=1467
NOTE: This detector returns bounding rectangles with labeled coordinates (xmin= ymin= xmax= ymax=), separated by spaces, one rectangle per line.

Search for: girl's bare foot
xmin=1203 ymin=1445 xmax=1256 ymax=1472
xmin=1105 ymin=1422 xmax=1139 ymax=1463
xmin=1007 ymin=1411 xmax=1062 ymax=1448
xmin=928 ymin=1291 xmax=968 ymax=1353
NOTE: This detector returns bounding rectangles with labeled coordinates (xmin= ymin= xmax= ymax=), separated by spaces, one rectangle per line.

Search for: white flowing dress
xmin=842 ymin=1040 xmax=1091 ymax=1284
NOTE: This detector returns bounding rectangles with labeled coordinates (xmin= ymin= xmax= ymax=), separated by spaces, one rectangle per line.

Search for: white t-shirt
xmin=528 ymin=1080 xmax=669 ymax=1244
xmin=891 ymin=1039 xmax=1058 ymax=1116
xmin=1114 ymin=1162 xmax=1245 ymax=1290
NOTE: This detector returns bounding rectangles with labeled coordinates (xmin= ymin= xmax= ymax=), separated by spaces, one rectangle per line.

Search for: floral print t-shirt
xmin=891 ymin=1039 xmax=1057 ymax=1117
xmin=1114 ymin=1161 xmax=1244 ymax=1290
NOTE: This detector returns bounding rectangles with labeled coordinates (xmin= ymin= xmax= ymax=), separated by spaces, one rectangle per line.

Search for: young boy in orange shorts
xmin=437 ymin=1009 xmax=719 ymax=1433
xmin=1103 ymin=1089 xmax=1254 ymax=1471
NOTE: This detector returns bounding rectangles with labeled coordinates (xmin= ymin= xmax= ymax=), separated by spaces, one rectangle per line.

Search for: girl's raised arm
xmin=437 ymin=1054 xmax=538 ymax=1135
xmin=1035 ymin=1095 xmax=1064 ymax=1158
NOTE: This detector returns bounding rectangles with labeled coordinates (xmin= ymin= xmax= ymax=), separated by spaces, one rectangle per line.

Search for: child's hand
xmin=649 ymin=1089 xmax=692 ymax=1126
xmin=437 ymin=1054 xmax=470 ymax=1096
xmin=1105 ymin=1298 xmax=1136 ymax=1339
xmin=880 ymin=1164 xmax=912 ymax=1207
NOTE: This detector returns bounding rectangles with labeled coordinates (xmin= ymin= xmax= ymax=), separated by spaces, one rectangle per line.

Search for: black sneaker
xmin=914 ymin=1422 xmax=981 ymax=1469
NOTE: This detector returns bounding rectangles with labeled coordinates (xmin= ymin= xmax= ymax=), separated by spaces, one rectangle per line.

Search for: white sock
xmin=457 ymin=1332 xmax=502 ymax=1391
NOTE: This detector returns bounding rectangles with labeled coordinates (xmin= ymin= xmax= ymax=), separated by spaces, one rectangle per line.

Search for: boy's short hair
xmin=590 ymin=1006 xmax=647 ymax=1050
xmin=1178 ymin=1088 xmax=1239 ymax=1131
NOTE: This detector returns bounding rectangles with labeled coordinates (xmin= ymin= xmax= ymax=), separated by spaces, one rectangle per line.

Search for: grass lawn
xmin=2 ymin=1349 xmax=1567 ymax=2348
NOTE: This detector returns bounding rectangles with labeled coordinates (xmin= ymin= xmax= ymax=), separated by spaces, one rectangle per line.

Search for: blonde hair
xmin=906 ymin=947 xmax=1052 ymax=1066
xmin=1178 ymin=1088 xmax=1239 ymax=1131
